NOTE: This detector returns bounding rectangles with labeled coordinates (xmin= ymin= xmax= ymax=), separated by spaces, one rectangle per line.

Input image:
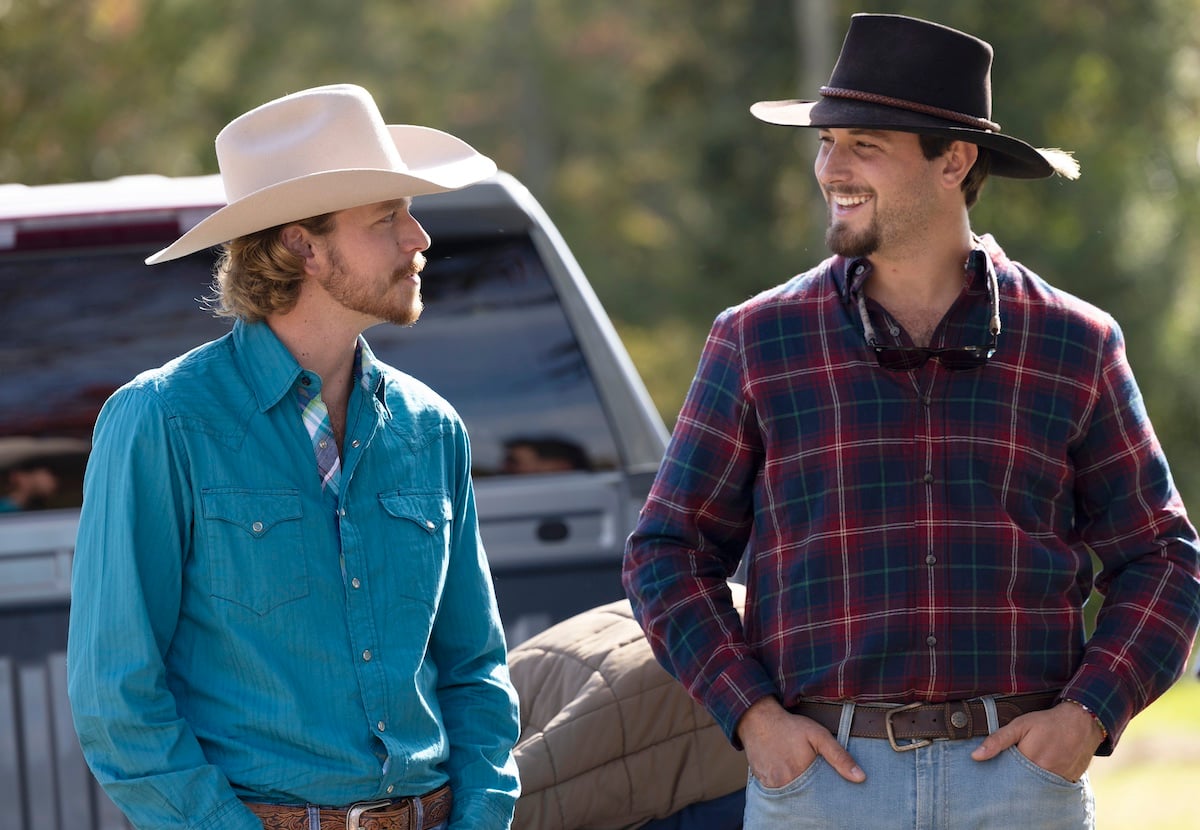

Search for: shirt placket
xmin=334 ymin=366 xmax=401 ymax=796
xmin=913 ymin=367 xmax=950 ymax=693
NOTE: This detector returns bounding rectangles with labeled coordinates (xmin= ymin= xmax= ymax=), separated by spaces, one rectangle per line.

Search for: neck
xmin=863 ymin=222 xmax=974 ymax=303
xmin=266 ymin=304 xmax=364 ymax=423
xmin=860 ymin=225 xmax=975 ymax=349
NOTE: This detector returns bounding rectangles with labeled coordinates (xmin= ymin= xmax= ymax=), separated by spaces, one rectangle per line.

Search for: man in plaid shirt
xmin=623 ymin=14 xmax=1200 ymax=829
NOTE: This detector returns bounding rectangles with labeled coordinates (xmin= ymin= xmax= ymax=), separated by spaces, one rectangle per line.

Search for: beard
xmin=322 ymin=247 xmax=426 ymax=326
xmin=825 ymin=212 xmax=881 ymax=259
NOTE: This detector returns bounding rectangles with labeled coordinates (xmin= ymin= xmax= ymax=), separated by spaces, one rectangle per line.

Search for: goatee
xmin=826 ymin=220 xmax=879 ymax=259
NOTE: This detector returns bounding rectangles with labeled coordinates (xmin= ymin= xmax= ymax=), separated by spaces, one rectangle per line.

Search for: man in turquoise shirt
xmin=67 ymin=85 xmax=519 ymax=830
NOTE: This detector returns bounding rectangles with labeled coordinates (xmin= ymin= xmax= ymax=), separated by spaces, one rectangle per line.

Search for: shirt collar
xmin=356 ymin=338 xmax=391 ymax=418
xmin=232 ymin=320 xmax=387 ymax=414
xmin=233 ymin=320 xmax=304 ymax=412
xmin=835 ymin=238 xmax=993 ymax=305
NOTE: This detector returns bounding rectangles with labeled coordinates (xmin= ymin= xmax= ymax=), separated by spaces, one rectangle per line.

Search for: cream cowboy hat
xmin=146 ymin=84 xmax=497 ymax=264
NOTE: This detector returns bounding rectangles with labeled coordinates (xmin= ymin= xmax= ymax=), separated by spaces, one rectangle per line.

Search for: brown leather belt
xmin=790 ymin=691 xmax=1060 ymax=752
xmin=246 ymin=784 xmax=451 ymax=830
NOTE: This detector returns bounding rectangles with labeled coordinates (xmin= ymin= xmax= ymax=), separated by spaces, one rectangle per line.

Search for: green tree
xmin=3 ymin=0 xmax=1198 ymax=501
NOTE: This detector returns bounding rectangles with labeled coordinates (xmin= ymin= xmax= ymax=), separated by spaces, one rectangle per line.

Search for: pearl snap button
xmin=251 ymin=521 xmax=264 ymax=533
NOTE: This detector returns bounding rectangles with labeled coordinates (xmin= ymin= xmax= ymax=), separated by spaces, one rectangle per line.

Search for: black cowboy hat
xmin=751 ymin=14 xmax=1079 ymax=180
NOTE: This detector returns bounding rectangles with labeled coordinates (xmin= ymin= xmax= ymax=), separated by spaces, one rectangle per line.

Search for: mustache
xmin=396 ymin=251 xmax=427 ymax=280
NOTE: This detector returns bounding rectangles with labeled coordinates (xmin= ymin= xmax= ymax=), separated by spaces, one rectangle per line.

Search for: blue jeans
xmin=744 ymin=698 xmax=1094 ymax=829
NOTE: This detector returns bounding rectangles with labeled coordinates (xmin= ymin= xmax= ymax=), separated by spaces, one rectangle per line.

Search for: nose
xmin=815 ymin=139 xmax=850 ymax=186
xmin=399 ymin=208 xmax=432 ymax=253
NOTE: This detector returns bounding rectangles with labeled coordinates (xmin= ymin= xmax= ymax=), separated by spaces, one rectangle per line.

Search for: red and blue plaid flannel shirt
xmin=623 ymin=235 xmax=1200 ymax=751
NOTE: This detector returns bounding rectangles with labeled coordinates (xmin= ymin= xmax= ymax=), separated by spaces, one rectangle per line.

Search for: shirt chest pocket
xmin=378 ymin=490 xmax=452 ymax=601
xmin=200 ymin=489 xmax=309 ymax=615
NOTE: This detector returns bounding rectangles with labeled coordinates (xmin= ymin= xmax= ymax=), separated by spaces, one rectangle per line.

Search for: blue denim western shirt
xmin=67 ymin=320 xmax=519 ymax=830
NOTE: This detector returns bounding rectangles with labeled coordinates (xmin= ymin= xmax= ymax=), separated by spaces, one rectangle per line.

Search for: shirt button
xmin=920 ymin=395 xmax=932 ymax=406
xmin=925 ymin=555 xmax=936 ymax=565
xmin=362 ymin=649 xmax=372 ymax=662
xmin=340 ymin=508 xmax=347 ymax=517
xmin=386 ymin=785 xmax=395 ymax=794
xmin=425 ymin=520 xmax=436 ymax=529
xmin=926 ymin=636 xmax=937 ymax=647
xmin=301 ymin=375 xmax=312 ymax=387
xmin=318 ymin=439 xmax=328 ymax=449
xmin=251 ymin=521 xmax=264 ymax=533
xmin=351 ymin=577 xmax=361 ymax=589
xmin=377 ymin=721 xmax=386 ymax=732
xmin=351 ymin=440 xmax=361 ymax=448
xmin=922 ymin=473 xmax=934 ymax=484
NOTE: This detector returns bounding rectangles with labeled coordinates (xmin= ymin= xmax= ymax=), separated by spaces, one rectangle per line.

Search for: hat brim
xmin=146 ymin=125 xmax=497 ymax=264
xmin=750 ymin=98 xmax=1055 ymax=179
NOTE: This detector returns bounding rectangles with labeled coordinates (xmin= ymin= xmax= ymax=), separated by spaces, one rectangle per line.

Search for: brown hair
xmin=918 ymin=135 xmax=992 ymax=209
xmin=207 ymin=212 xmax=336 ymax=322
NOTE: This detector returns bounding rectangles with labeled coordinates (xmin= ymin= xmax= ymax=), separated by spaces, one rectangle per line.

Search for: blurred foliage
xmin=3 ymin=0 xmax=1200 ymax=502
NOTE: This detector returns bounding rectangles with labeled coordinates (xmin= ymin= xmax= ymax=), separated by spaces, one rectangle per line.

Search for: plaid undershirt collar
xmin=294 ymin=341 xmax=376 ymax=496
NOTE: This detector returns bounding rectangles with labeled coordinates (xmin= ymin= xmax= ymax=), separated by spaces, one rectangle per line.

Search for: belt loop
xmin=307 ymin=805 xmax=320 ymax=830
xmin=981 ymin=696 xmax=999 ymax=734
xmin=413 ymin=792 xmax=425 ymax=829
xmin=836 ymin=702 xmax=855 ymax=747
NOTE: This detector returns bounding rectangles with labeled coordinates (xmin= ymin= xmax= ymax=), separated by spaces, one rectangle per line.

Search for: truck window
xmin=0 ymin=235 xmax=620 ymax=511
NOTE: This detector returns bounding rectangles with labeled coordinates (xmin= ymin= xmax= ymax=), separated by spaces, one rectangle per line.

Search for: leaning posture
xmin=624 ymin=15 xmax=1200 ymax=829
xmin=68 ymin=85 xmax=519 ymax=830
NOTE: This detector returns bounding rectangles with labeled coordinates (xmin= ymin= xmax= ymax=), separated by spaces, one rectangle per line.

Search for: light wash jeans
xmin=744 ymin=698 xmax=1094 ymax=830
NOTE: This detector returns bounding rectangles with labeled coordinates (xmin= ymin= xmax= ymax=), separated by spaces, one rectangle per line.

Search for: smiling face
xmin=316 ymin=198 xmax=432 ymax=327
xmin=814 ymin=128 xmax=946 ymax=260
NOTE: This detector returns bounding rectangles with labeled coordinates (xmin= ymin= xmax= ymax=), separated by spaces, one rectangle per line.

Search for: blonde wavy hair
xmin=207 ymin=212 xmax=336 ymax=322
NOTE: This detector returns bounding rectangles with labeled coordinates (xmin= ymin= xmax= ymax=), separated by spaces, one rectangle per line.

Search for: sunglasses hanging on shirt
xmin=855 ymin=250 xmax=1001 ymax=373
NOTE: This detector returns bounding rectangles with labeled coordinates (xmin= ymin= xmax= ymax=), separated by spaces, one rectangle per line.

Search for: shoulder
xmin=374 ymin=361 xmax=460 ymax=420
xmin=709 ymin=259 xmax=839 ymax=341
xmin=985 ymin=237 xmax=1120 ymax=344
xmin=102 ymin=333 xmax=238 ymax=422
xmin=370 ymin=359 xmax=470 ymax=451
xmin=732 ymin=260 xmax=836 ymax=314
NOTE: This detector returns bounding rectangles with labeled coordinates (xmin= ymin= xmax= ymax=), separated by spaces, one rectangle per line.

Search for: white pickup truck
xmin=0 ymin=172 xmax=668 ymax=829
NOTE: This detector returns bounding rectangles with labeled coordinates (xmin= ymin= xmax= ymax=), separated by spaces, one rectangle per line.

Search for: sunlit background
xmin=2 ymin=1 xmax=1198 ymax=826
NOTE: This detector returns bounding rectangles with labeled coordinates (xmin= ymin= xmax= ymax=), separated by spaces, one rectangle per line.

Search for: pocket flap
xmin=378 ymin=491 xmax=452 ymax=534
xmin=201 ymin=489 xmax=302 ymax=537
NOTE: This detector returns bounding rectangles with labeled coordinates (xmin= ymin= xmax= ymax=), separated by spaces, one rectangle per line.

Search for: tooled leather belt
xmin=245 ymin=784 xmax=451 ymax=830
xmin=790 ymin=691 xmax=1060 ymax=751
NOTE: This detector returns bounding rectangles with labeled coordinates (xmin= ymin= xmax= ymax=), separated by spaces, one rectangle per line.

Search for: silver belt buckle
xmin=884 ymin=702 xmax=933 ymax=752
xmin=346 ymin=799 xmax=392 ymax=830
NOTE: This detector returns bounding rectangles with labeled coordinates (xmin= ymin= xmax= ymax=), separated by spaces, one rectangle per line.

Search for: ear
xmin=939 ymin=141 xmax=978 ymax=190
xmin=280 ymin=225 xmax=321 ymax=274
